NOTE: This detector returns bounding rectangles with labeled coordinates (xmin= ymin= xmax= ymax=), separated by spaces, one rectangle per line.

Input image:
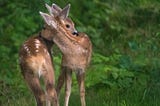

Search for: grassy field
xmin=1 ymin=54 xmax=160 ymax=106
xmin=1 ymin=71 xmax=160 ymax=106
xmin=1 ymin=86 xmax=160 ymax=106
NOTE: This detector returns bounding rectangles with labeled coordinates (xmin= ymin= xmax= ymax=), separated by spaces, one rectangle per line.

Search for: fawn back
xmin=19 ymin=3 xmax=77 ymax=106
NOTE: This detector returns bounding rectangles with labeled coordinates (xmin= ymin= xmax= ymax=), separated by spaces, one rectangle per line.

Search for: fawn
xmin=46 ymin=4 xmax=92 ymax=106
xmin=19 ymin=4 xmax=77 ymax=106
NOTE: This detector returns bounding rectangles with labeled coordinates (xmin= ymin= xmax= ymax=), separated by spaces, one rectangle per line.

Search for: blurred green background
xmin=0 ymin=0 xmax=160 ymax=106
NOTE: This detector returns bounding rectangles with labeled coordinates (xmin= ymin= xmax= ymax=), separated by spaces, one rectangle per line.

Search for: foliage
xmin=0 ymin=0 xmax=160 ymax=105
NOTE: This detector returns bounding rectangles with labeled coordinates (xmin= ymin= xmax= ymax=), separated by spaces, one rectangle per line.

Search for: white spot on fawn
xmin=24 ymin=44 xmax=31 ymax=54
xmin=35 ymin=49 xmax=39 ymax=53
xmin=36 ymin=45 xmax=39 ymax=49
xmin=38 ymin=59 xmax=45 ymax=78
xmin=35 ymin=39 xmax=40 ymax=49
xmin=35 ymin=39 xmax=40 ymax=43
xmin=38 ymin=68 xmax=42 ymax=78
xmin=37 ymin=63 xmax=43 ymax=78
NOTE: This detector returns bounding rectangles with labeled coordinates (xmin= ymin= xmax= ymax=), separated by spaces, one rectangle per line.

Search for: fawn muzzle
xmin=72 ymin=30 xmax=78 ymax=36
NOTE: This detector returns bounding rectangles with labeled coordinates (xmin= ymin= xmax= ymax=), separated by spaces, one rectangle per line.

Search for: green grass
xmin=1 ymin=82 xmax=160 ymax=106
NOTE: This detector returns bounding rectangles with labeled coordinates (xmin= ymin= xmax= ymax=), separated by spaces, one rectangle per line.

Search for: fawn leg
xmin=43 ymin=67 xmax=59 ymax=106
xmin=24 ymin=72 xmax=45 ymax=106
xmin=64 ymin=68 xmax=72 ymax=106
xmin=76 ymin=69 xmax=86 ymax=106
xmin=56 ymin=66 xmax=66 ymax=97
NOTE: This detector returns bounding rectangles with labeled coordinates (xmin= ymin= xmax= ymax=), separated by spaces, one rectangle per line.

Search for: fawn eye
xmin=66 ymin=24 xmax=70 ymax=28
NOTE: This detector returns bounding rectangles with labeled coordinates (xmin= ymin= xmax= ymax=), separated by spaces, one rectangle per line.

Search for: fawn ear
xmin=58 ymin=4 xmax=70 ymax=19
xmin=45 ymin=3 xmax=53 ymax=15
xmin=52 ymin=3 xmax=62 ymax=15
xmin=39 ymin=11 xmax=57 ymax=28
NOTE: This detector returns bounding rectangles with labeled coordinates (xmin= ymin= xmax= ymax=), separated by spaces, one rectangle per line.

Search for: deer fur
xmin=45 ymin=4 xmax=92 ymax=106
xmin=19 ymin=3 xmax=77 ymax=106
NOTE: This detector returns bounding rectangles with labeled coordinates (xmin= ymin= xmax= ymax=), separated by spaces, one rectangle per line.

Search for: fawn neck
xmin=36 ymin=27 xmax=54 ymax=55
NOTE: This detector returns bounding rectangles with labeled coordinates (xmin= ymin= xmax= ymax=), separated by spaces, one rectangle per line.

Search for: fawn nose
xmin=72 ymin=30 xmax=78 ymax=36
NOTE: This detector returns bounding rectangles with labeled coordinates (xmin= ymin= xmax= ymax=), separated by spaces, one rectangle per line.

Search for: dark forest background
xmin=0 ymin=0 xmax=160 ymax=106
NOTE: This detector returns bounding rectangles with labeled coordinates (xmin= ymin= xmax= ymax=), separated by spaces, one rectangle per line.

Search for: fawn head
xmin=40 ymin=4 xmax=78 ymax=41
xmin=41 ymin=3 xmax=92 ymax=68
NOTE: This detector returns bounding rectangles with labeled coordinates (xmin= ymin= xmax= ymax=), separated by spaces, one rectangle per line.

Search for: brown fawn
xmin=19 ymin=4 xmax=78 ymax=106
xmin=46 ymin=4 xmax=92 ymax=106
